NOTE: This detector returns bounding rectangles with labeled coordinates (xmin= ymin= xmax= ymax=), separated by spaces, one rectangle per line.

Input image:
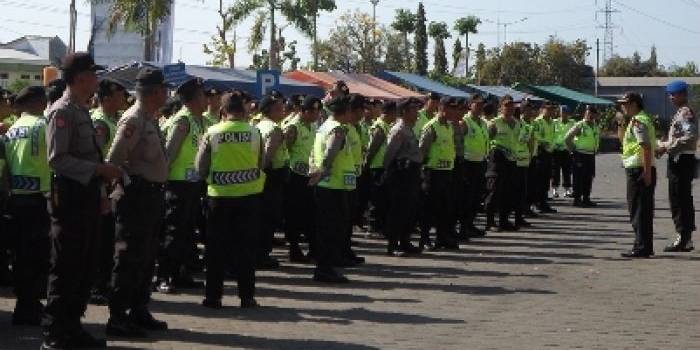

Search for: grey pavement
xmin=1 ymin=153 xmax=699 ymax=349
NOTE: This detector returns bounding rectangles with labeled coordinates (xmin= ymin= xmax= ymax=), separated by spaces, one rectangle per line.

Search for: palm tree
xmin=428 ymin=21 xmax=451 ymax=76
xmin=94 ymin=0 xmax=173 ymax=62
xmin=454 ymin=16 xmax=481 ymax=77
xmin=391 ymin=8 xmax=416 ymax=72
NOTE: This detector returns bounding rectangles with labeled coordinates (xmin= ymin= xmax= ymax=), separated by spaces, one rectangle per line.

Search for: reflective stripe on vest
xmin=257 ymin=118 xmax=289 ymax=169
xmin=3 ymin=114 xmax=50 ymax=194
xmin=310 ymin=118 xmax=356 ymax=190
xmin=553 ymin=118 xmax=577 ymax=150
xmin=288 ymin=119 xmax=315 ymax=176
xmin=168 ymin=107 xmax=204 ymax=182
xmin=346 ymin=123 xmax=363 ymax=174
xmin=206 ymin=121 xmax=265 ymax=197
xmin=515 ymin=120 xmax=533 ymax=167
xmin=534 ymin=116 xmax=555 ymax=152
xmin=622 ymin=112 xmax=656 ymax=169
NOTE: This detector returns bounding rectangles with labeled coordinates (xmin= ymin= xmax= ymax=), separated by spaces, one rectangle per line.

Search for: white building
xmin=89 ymin=1 xmax=174 ymax=68
xmin=0 ymin=36 xmax=66 ymax=89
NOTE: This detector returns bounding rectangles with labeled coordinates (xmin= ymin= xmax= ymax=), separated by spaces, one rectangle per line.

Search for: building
xmin=89 ymin=1 xmax=174 ymax=68
xmin=595 ymin=77 xmax=700 ymax=120
xmin=0 ymin=36 xmax=66 ymax=89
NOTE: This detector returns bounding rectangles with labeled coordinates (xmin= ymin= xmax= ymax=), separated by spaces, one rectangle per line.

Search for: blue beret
xmin=666 ymin=80 xmax=688 ymax=94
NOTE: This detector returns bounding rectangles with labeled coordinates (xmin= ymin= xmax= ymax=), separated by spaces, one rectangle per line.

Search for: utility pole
xmin=312 ymin=0 xmax=319 ymax=71
xmin=501 ymin=17 xmax=528 ymax=46
xmin=69 ymin=0 xmax=76 ymax=53
xmin=370 ymin=0 xmax=379 ymax=69
xmin=595 ymin=38 xmax=600 ymax=96
xmin=597 ymin=0 xmax=618 ymax=63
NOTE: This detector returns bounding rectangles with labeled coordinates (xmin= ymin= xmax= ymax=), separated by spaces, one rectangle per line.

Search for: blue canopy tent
xmin=375 ymin=71 xmax=470 ymax=98
xmin=462 ymin=85 xmax=543 ymax=103
xmin=101 ymin=62 xmax=324 ymax=98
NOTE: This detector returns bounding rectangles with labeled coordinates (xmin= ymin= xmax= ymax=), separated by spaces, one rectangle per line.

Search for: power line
xmin=597 ymin=0 xmax=618 ymax=62
xmin=613 ymin=0 xmax=700 ymax=35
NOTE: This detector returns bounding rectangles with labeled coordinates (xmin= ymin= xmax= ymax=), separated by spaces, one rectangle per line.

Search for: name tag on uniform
xmin=344 ymin=173 xmax=356 ymax=187
xmin=185 ymin=168 xmax=200 ymax=182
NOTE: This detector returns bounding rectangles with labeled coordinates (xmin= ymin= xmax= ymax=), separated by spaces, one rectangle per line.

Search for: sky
xmin=1 ymin=0 xmax=699 ymax=71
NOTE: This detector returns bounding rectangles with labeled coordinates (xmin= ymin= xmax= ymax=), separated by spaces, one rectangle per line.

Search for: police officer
xmin=365 ymin=101 xmax=397 ymax=234
xmin=283 ymin=96 xmax=321 ymax=263
xmin=419 ymin=96 xmax=458 ymax=250
xmin=90 ymin=78 xmax=128 ymax=305
xmin=159 ymin=77 xmax=208 ymax=293
xmin=43 ymin=52 xmax=122 ymax=350
xmin=533 ymin=101 xmax=558 ymax=213
xmin=46 ymin=79 xmax=67 ymax=110
xmin=203 ymin=88 xmax=222 ymax=128
xmin=104 ymin=67 xmax=169 ymax=337
xmin=383 ymin=98 xmax=424 ymax=256
xmin=197 ymin=91 xmax=263 ymax=309
xmin=552 ymin=105 xmax=576 ymax=198
xmin=618 ymin=92 xmax=656 ymax=258
xmin=309 ymin=95 xmax=355 ymax=283
xmin=2 ymin=86 xmax=50 ymax=326
xmin=565 ymin=105 xmax=600 ymax=207
xmin=415 ymin=92 xmax=439 ymax=137
xmin=460 ymin=94 xmax=489 ymax=237
xmin=657 ymin=80 xmax=697 ymax=252
xmin=513 ymin=99 xmax=535 ymax=228
xmin=485 ymin=95 xmax=520 ymax=232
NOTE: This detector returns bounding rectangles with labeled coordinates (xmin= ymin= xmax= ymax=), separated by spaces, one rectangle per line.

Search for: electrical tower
xmin=597 ymin=0 xmax=618 ymax=63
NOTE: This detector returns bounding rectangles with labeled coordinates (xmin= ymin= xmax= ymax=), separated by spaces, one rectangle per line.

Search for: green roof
xmin=513 ymin=83 xmax=614 ymax=107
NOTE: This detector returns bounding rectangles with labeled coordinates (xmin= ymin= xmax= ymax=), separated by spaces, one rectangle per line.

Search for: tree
xmin=601 ymin=47 xmax=667 ymax=77
xmin=540 ymin=37 xmax=591 ymax=89
xmin=473 ymin=42 xmax=486 ymax=84
xmin=94 ymin=0 xmax=173 ymax=61
xmin=203 ymin=0 xmax=249 ymax=67
xmin=413 ymin=3 xmax=428 ymax=75
xmin=391 ymin=8 xmax=416 ymax=71
xmin=453 ymin=16 xmax=481 ymax=77
xmin=428 ymin=21 xmax=450 ymax=76
xmin=384 ymin=32 xmax=405 ymax=72
xmin=668 ymin=62 xmax=700 ymax=77
xmin=315 ymin=10 xmax=386 ymax=72
xmin=299 ymin=0 xmax=337 ymax=71
xmin=282 ymin=40 xmax=301 ymax=71
xmin=452 ymin=38 xmax=463 ymax=72
xmin=8 ymin=79 xmax=30 ymax=93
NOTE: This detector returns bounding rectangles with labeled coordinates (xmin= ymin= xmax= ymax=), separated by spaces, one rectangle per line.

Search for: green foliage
xmin=668 ymin=62 xmax=699 ymax=77
xmin=8 ymin=80 xmax=30 ymax=93
xmin=452 ymin=38 xmax=463 ymax=72
xmin=391 ymin=8 xmax=416 ymax=71
xmin=413 ymin=3 xmax=428 ymax=76
xmin=428 ymin=21 xmax=450 ymax=76
xmin=383 ymin=32 xmax=405 ymax=72
xmin=601 ymin=46 xmax=664 ymax=77
xmin=282 ymin=40 xmax=301 ymax=71
xmin=453 ymin=16 xmax=481 ymax=77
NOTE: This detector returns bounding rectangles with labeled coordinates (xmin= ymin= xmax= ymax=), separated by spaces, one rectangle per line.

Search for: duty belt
xmin=212 ymin=169 xmax=261 ymax=185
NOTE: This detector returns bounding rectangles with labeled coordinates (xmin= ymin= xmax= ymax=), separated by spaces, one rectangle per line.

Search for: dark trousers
xmin=355 ymin=170 xmax=371 ymax=226
xmin=551 ymin=149 xmax=572 ymax=188
xmin=572 ymin=152 xmax=596 ymax=201
xmin=421 ymin=169 xmax=455 ymax=244
xmin=534 ymin=150 xmax=553 ymax=206
xmin=668 ymin=154 xmax=696 ymax=239
xmin=314 ymin=187 xmax=349 ymax=271
xmin=452 ymin=159 xmax=466 ymax=233
xmin=385 ymin=162 xmax=421 ymax=248
xmin=205 ymin=195 xmax=260 ymax=301
xmin=259 ymin=168 xmax=287 ymax=260
xmin=368 ymin=168 xmax=387 ymax=231
xmin=527 ymin=161 xmax=538 ymax=207
xmin=284 ymin=172 xmax=316 ymax=252
xmin=93 ymin=212 xmax=115 ymax=293
xmin=463 ymin=160 xmax=486 ymax=228
xmin=159 ymin=181 xmax=201 ymax=281
xmin=43 ymin=177 xmax=101 ymax=336
xmin=485 ymin=149 xmax=515 ymax=225
xmin=626 ymin=167 xmax=656 ymax=253
xmin=109 ymin=181 xmax=165 ymax=317
xmin=344 ymin=190 xmax=358 ymax=256
xmin=514 ymin=166 xmax=529 ymax=221
xmin=7 ymin=194 xmax=50 ymax=312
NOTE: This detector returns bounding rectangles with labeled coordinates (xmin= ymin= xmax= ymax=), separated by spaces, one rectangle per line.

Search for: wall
xmin=0 ymin=63 xmax=44 ymax=89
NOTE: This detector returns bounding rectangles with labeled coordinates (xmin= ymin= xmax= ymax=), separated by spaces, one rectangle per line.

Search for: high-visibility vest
xmin=310 ymin=118 xmax=356 ymax=190
xmin=554 ymin=118 xmax=577 ymax=151
xmin=287 ymin=118 xmax=315 ymax=176
xmin=534 ymin=115 xmax=555 ymax=152
xmin=462 ymin=114 xmax=489 ymax=162
xmin=414 ymin=109 xmax=432 ymax=138
xmin=3 ymin=113 xmax=50 ymax=194
xmin=622 ymin=112 xmax=656 ymax=169
xmin=573 ymin=120 xmax=600 ymax=154
xmin=369 ymin=118 xmax=391 ymax=169
xmin=346 ymin=122 xmax=363 ymax=174
xmin=515 ymin=119 xmax=533 ymax=167
xmin=167 ymin=107 xmax=205 ymax=182
xmin=91 ymin=108 xmax=118 ymax=155
xmin=256 ymin=117 xmax=289 ymax=169
xmin=423 ymin=118 xmax=456 ymax=170
xmin=489 ymin=116 xmax=520 ymax=162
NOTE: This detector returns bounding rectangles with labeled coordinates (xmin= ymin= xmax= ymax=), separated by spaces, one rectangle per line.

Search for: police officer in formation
xmin=551 ymin=105 xmax=576 ymax=198
xmin=533 ymin=102 xmax=558 ymax=213
xmin=365 ymin=101 xmax=397 ymax=234
xmin=460 ymin=94 xmax=489 ymax=237
xmin=565 ymin=105 xmax=601 ymax=207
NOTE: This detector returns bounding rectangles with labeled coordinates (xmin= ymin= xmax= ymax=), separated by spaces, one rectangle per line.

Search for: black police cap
xmin=258 ymin=95 xmax=282 ymax=113
xmin=440 ymin=96 xmax=459 ymax=107
xmin=175 ymin=77 xmax=204 ymax=96
xmin=327 ymin=95 xmax=350 ymax=114
xmin=135 ymin=67 xmax=168 ymax=89
xmin=348 ymin=93 xmax=366 ymax=110
xmin=204 ymin=87 xmax=222 ymax=97
xmin=617 ymin=92 xmax=644 ymax=107
xmin=382 ymin=100 xmax=397 ymax=113
xmin=397 ymin=97 xmax=423 ymax=112
xmin=221 ymin=92 xmax=245 ymax=113
xmin=267 ymin=89 xmax=284 ymax=99
xmin=301 ymin=96 xmax=321 ymax=111
xmin=14 ymin=85 xmax=46 ymax=106
xmin=428 ymin=92 xmax=441 ymax=101
xmin=98 ymin=78 xmax=127 ymax=98
xmin=61 ymin=52 xmax=104 ymax=75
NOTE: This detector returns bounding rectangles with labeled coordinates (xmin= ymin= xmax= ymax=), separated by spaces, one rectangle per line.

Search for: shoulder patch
xmin=123 ymin=125 xmax=135 ymax=138
xmin=55 ymin=115 xmax=66 ymax=128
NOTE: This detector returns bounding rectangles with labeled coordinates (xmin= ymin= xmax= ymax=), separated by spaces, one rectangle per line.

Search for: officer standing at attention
xmin=383 ymin=98 xmax=425 ymax=256
xmin=415 ymin=93 xmax=440 ymax=137
xmin=104 ymin=67 xmax=169 ymax=337
xmin=552 ymin=105 xmax=576 ymax=198
xmin=657 ymin=80 xmax=697 ymax=252
xmin=159 ymin=77 xmax=208 ymax=293
xmin=460 ymin=94 xmax=489 ymax=237
xmin=309 ymin=95 xmax=355 ymax=283
xmin=533 ymin=101 xmax=558 ymax=213
xmin=197 ymin=92 xmax=263 ymax=309
xmin=283 ymin=96 xmax=321 ymax=263
xmin=618 ymin=92 xmax=656 ymax=258
xmin=3 ymin=86 xmax=50 ymax=326
xmin=418 ymin=96 xmax=459 ymax=250
xmin=513 ymin=100 xmax=535 ymax=228
xmin=365 ymin=101 xmax=397 ymax=234
xmin=256 ymin=94 xmax=288 ymax=269
xmin=565 ymin=105 xmax=600 ymax=207
xmin=90 ymin=78 xmax=128 ymax=305
xmin=43 ymin=52 xmax=123 ymax=350
xmin=484 ymin=95 xmax=520 ymax=232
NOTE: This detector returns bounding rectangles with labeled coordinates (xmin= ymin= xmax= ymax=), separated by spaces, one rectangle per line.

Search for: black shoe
xmin=515 ymin=219 xmax=532 ymax=228
xmin=40 ymin=336 xmax=71 ymax=350
xmin=419 ymin=237 xmax=434 ymax=250
xmin=663 ymin=236 xmax=695 ymax=252
xmin=155 ymin=279 xmax=176 ymax=294
xmin=538 ymin=205 xmax=557 ymax=214
xmin=11 ymin=311 xmax=41 ymax=326
xmin=387 ymin=249 xmax=408 ymax=257
xmin=68 ymin=328 xmax=108 ymax=348
xmin=499 ymin=222 xmax=519 ymax=232
xmin=620 ymin=250 xmax=652 ymax=258
xmin=289 ymin=245 xmax=310 ymax=263
xmin=202 ymin=298 xmax=223 ymax=309
xmin=89 ymin=289 xmax=109 ymax=305
xmin=486 ymin=225 xmax=501 ymax=233
xmin=256 ymin=256 xmax=280 ymax=270
xmin=573 ymin=199 xmax=584 ymax=207
xmin=400 ymin=243 xmax=423 ymax=255
xmin=335 ymin=257 xmax=359 ymax=267
xmin=240 ymin=298 xmax=260 ymax=308
xmin=129 ymin=310 xmax=168 ymax=331
xmin=313 ymin=268 xmax=349 ymax=283
xmin=467 ymin=226 xmax=486 ymax=237
xmin=106 ymin=317 xmax=148 ymax=338
xmin=435 ymin=239 xmax=460 ymax=250
xmin=172 ymin=276 xmax=205 ymax=289
xmin=525 ymin=208 xmax=539 ymax=218
xmin=582 ymin=199 xmax=598 ymax=207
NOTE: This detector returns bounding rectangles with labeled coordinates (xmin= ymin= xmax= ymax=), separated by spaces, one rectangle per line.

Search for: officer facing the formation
xmin=419 ymin=96 xmax=458 ymax=250
xmin=2 ymin=86 xmax=50 ymax=326
xmin=159 ymin=77 xmax=208 ymax=293
xmin=283 ymin=96 xmax=321 ymax=263
xmin=43 ymin=52 xmax=123 ymax=350
xmin=552 ymin=105 xmax=576 ymax=198
xmin=565 ymin=105 xmax=600 ymax=207
xmin=618 ymin=92 xmax=657 ymax=258
xmin=382 ymin=98 xmax=424 ymax=256
xmin=203 ymin=88 xmax=222 ymax=127
xmin=657 ymin=80 xmax=697 ymax=252
xmin=90 ymin=78 xmax=128 ymax=305
xmin=196 ymin=92 xmax=263 ymax=309
xmin=256 ymin=94 xmax=288 ymax=269
xmin=533 ymin=101 xmax=558 ymax=213
xmin=365 ymin=101 xmax=397 ymax=234
xmin=105 ymin=67 xmax=170 ymax=337
xmin=309 ymin=95 xmax=355 ymax=283
xmin=485 ymin=95 xmax=520 ymax=232
xmin=460 ymin=94 xmax=489 ymax=237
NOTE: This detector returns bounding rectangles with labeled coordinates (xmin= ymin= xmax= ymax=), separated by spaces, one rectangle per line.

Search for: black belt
xmin=129 ymin=176 xmax=166 ymax=190
xmin=393 ymin=159 xmax=421 ymax=170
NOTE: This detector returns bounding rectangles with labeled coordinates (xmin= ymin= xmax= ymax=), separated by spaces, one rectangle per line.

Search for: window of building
xmin=0 ymin=73 xmax=8 ymax=80
xmin=34 ymin=75 xmax=42 ymax=81
xmin=20 ymin=74 xmax=30 ymax=80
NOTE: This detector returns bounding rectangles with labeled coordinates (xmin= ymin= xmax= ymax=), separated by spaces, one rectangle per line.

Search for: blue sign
xmin=256 ymin=70 xmax=280 ymax=97
xmin=163 ymin=62 xmax=191 ymax=87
